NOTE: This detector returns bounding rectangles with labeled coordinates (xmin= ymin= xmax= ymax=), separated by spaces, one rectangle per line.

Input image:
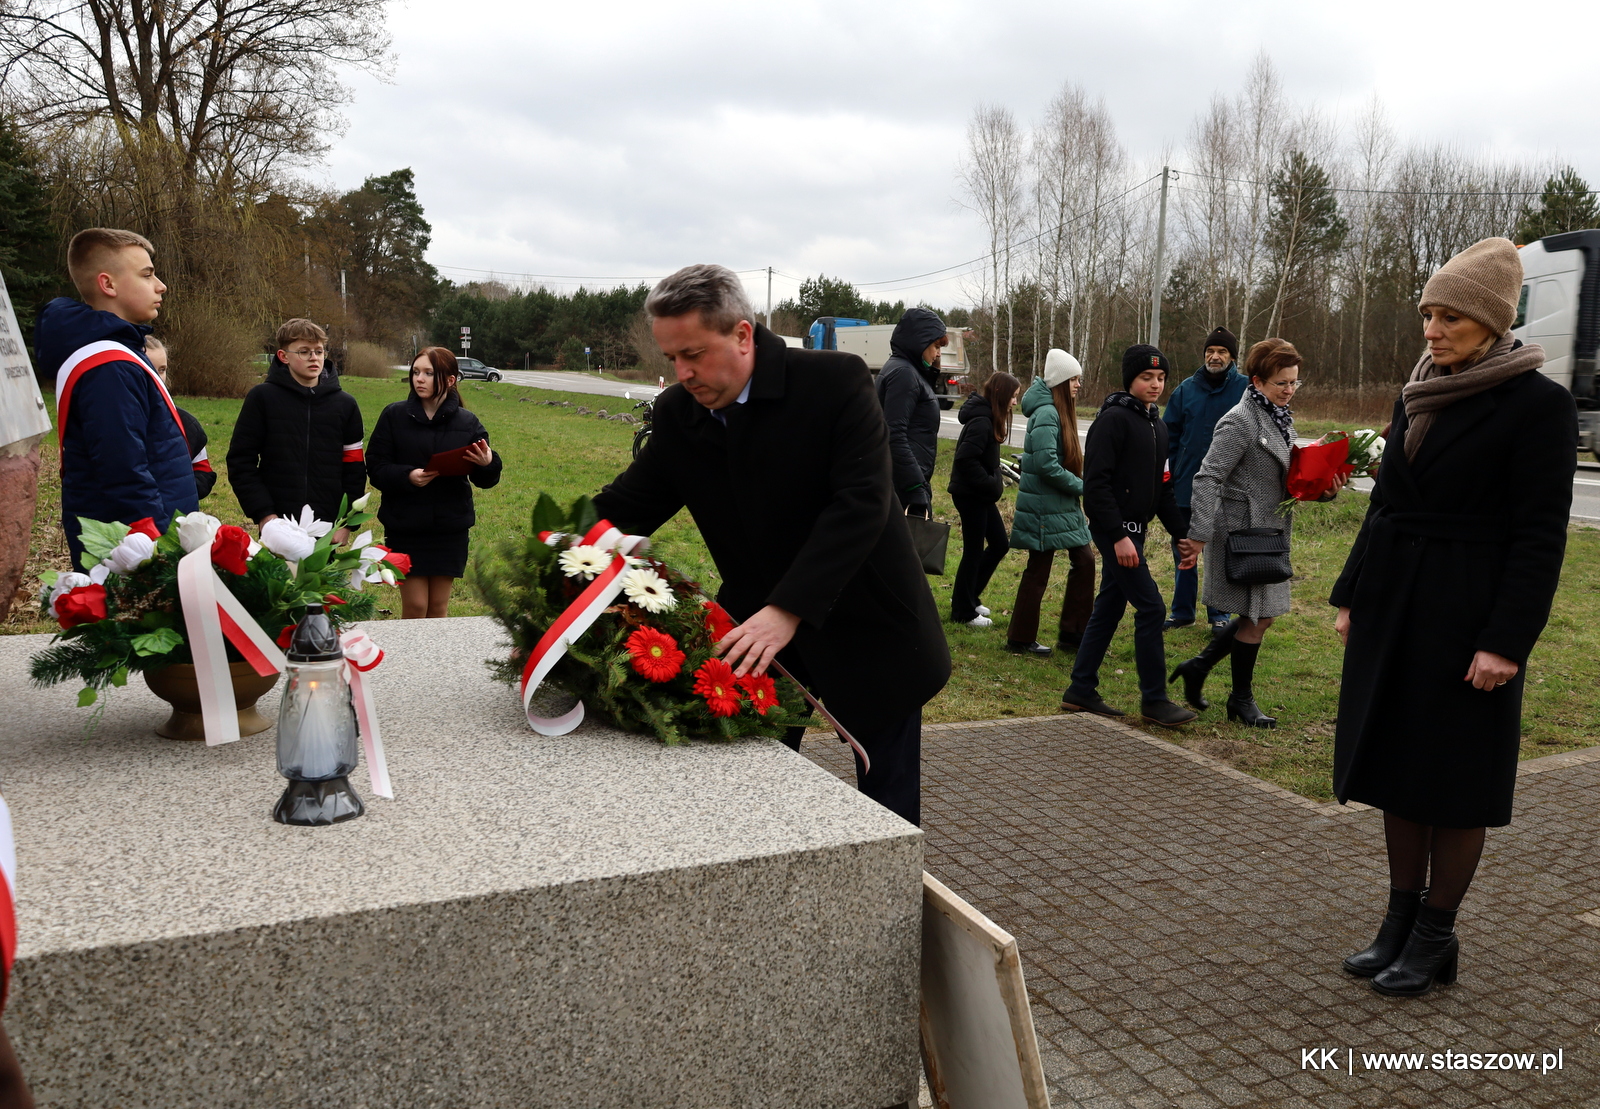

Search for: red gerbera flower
xmin=626 ymin=626 xmax=685 ymax=683
xmin=702 ymin=601 xmax=737 ymax=643
xmin=737 ymin=673 xmax=778 ymax=715
xmin=693 ymin=657 xmax=742 ymax=717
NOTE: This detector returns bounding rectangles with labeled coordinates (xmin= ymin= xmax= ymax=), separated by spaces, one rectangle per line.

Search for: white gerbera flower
xmin=620 ymin=567 xmax=676 ymax=613
xmin=559 ymin=544 xmax=611 ymax=580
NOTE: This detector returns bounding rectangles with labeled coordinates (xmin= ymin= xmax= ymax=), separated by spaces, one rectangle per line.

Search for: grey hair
xmin=645 ymin=264 xmax=756 ymax=334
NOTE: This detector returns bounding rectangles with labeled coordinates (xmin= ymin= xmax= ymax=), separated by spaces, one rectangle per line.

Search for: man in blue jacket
xmin=34 ymin=229 xmax=197 ymax=569
xmin=1162 ymin=326 xmax=1246 ymax=633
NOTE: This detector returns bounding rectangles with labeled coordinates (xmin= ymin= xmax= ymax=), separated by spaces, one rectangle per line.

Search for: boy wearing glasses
xmin=227 ymin=319 xmax=366 ymax=538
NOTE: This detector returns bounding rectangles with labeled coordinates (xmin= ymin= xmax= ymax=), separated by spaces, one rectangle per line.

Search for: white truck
xmin=1514 ymin=229 xmax=1600 ymax=457
xmin=806 ymin=317 xmax=970 ymax=409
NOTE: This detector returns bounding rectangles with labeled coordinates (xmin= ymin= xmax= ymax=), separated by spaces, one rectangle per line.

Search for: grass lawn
xmin=10 ymin=375 xmax=1596 ymax=799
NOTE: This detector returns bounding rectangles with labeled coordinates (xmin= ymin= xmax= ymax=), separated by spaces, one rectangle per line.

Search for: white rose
xmin=175 ymin=511 xmax=222 ymax=552
xmin=260 ymin=517 xmax=317 ymax=562
xmin=47 ymin=572 xmax=94 ymax=618
xmin=105 ymin=532 xmax=156 ymax=575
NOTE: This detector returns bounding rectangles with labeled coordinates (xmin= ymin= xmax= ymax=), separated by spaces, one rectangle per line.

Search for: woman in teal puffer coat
xmin=1005 ymin=350 xmax=1095 ymax=656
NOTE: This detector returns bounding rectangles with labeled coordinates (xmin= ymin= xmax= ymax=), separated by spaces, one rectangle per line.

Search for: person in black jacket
xmin=1331 ymin=238 xmax=1574 ymax=998
xmin=227 ymin=319 xmax=366 ymax=536
xmin=367 ymin=346 xmax=502 ymax=619
xmin=947 ymin=373 xmax=1019 ymax=626
xmin=1059 ymin=345 xmax=1199 ymax=727
xmin=144 ymin=337 xmax=215 ymax=500
xmin=875 ymin=308 xmax=948 ymax=516
xmin=594 ymin=264 xmax=951 ymax=826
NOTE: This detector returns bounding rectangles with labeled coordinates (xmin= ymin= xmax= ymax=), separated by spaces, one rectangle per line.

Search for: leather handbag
xmin=903 ymin=509 xmax=951 ymax=575
xmin=1224 ymin=527 xmax=1292 ymax=586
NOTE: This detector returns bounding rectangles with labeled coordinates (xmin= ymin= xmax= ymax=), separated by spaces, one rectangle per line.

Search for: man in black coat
xmin=1060 ymin=344 xmax=1198 ymax=726
xmin=227 ymin=319 xmax=366 ymax=537
xmin=593 ymin=264 xmax=951 ymax=825
xmin=875 ymin=308 xmax=947 ymax=516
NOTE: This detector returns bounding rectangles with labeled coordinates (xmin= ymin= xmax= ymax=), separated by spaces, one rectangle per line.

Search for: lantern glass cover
xmin=272 ymin=603 xmax=364 ymax=826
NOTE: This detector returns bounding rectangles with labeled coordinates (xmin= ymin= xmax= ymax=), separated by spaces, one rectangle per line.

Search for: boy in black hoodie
xmin=227 ymin=318 xmax=366 ymax=538
xmin=1060 ymin=345 xmax=1200 ymax=726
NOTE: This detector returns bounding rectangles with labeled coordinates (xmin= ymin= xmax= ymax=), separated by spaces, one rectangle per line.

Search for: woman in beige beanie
xmin=1328 ymin=237 xmax=1577 ymax=997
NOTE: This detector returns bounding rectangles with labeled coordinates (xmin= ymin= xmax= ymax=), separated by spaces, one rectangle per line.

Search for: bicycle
xmin=626 ymin=391 xmax=656 ymax=459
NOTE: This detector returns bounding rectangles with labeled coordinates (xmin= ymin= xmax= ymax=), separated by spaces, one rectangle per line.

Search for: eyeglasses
xmin=1269 ymin=379 xmax=1302 ymax=390
xmin=287 ymin=347 xmax=325 ymax=358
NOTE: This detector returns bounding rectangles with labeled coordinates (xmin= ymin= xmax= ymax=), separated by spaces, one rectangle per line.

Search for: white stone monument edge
xmin=0 ymin=271 xmax=51 ymax=453
xmin=919 ymin=870 xmax=1051 ymax=1109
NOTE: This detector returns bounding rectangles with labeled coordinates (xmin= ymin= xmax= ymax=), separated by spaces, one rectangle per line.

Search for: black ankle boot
xmin=1343 ymin=888 xmax=1425 ymax=978
xmin=1224 ymin=640 xmax=1276 ymax=727
xmin=1168 ymin=619 xmax=1239 ymax=710
xmin=1372 ymin=902 xmax=1459 ymax=997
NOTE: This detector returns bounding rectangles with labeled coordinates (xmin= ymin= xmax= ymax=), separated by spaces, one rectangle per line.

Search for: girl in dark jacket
xmin=367 ymin=346 xmax=503 ymax=619
xmin=1332 ymin=238 xmax=1575 ymax=998
xmin=947 ymin=372 xmax=1019 ymax=626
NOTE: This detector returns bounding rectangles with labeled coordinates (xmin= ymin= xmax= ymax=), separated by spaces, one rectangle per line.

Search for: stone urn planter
xmin=143 ymin=662 xmax=282 ymax=740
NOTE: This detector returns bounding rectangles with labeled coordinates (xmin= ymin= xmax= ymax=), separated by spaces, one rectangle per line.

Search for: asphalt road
xmin=496 ymin=370 xmax=1600 ymax=522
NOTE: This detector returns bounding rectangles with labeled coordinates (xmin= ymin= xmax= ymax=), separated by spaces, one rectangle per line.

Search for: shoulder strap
xmin=56 ymin=339 xmax=187 ymax=453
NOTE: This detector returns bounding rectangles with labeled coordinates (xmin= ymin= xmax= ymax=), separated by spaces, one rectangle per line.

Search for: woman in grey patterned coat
xmin=1169 ymin=339 xmax=1343 ymax=726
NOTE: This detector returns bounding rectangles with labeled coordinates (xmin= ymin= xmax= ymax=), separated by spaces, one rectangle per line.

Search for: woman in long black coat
xmin=367 ymin=346 xmax=503 ymax=618
xmin=1330 ymin=237 xmax=1576 ymax=998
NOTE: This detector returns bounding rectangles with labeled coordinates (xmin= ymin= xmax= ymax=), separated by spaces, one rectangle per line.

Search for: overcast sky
xmin=321 ymin=0 xmax=1600 ymax=311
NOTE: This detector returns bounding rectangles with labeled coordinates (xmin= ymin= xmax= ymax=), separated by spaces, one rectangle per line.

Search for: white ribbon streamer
xmin=339 ymin=629 xmax=393 ymax=799
xmin=176 ymin=545 xmax=287 ymax=746
xmin=521 ymin=522 xmax=649 ymax=735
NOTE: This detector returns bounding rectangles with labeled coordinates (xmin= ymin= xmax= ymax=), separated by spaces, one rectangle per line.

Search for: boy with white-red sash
xmin=34 ymin=228 xmax=196 ymax=571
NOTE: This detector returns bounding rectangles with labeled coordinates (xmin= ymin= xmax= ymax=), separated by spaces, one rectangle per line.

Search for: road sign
xmin=462 ymin=339 xmax=471 ymax=350
xmin=461 ymin=326 xmax=471 ymax=336
xmin=584 ymin=347 xmax=591 ymax=354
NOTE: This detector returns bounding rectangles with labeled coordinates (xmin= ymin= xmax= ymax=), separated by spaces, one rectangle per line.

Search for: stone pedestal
xmin=0 ymin=437 xmax=41 ymax=620
xmin=0 ymin=616 xmax=922 ymax=1108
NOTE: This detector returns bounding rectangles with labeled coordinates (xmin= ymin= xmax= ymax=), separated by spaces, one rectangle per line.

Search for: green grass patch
xmin=10 ymin=376 xmax=1595 ymax=799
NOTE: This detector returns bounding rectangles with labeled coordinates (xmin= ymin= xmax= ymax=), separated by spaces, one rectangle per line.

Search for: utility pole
xmin=1149 ymin=166 xmax=1171 ymax=349
xmin=766 ymin=267 xmax=773 ymax=330
xmin=340 ymin=269 xmax=347 ymax=315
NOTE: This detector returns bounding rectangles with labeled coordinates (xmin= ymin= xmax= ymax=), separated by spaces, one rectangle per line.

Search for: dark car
xmin=455 ymin=356 xmax=502 ymax=382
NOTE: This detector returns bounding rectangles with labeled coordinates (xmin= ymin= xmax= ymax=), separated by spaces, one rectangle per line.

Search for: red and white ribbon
xmin=0 ymin=792 xmax=15 ymax=1013
xmin=177 ymin=544 xmax=287 ymax=746
xmin=520 ymin=519 xmax=649 ymax=735
xmin=55 ymin=340 xmax=186 ymax=454
xmin=339 ymin=629 xmax=393 ymax=799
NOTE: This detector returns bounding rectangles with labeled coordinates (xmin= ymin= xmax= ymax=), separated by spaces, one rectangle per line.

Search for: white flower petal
xmin=620 ymin=568 xmax=676 ymax=614
xmin=105 ymin=532 xmax=156 ymax=575
xmin=559 ymin=544 xmax=611 ymax=580
xmin=351 ymin=492 xmax=371 ymax=512
xmin=174 ymin=511 xmax=222 ymax=552
xmin=260 ymin=518 xmax=317 ymax=562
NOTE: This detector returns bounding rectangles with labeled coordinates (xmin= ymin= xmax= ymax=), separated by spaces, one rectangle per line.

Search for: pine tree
xmin=1516 ymin=167 xmax=1600 ymax=243
xmin=0 ymin=114 xmax=61 ymax=334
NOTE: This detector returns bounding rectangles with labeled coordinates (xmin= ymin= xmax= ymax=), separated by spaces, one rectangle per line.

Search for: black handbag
xmin=1224 ymin=527 xmax=1292 ymax=586
xmin=903 ymin=509 xmax=951 ymax=575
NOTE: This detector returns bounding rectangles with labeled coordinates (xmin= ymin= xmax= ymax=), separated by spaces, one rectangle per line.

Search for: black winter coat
xmin=1081 ymin=393 xmax=1185 ymax=543
xmin=227 ymin=361 xmax=366 ymax=524
xmin=947 ymin=391 xmax=1003 ymax=502
xmin=366 ymin=393 xmax=502 ymax=535
xmin=176 ymin=408 xmax=216 ymax=499
xmin=876 ymin=308 xmax=946 ymax=506
xmin=1330 ymin=367 xmax=1576 ymax=828
xmin=595 ymin=325 xmax=951 ymax=732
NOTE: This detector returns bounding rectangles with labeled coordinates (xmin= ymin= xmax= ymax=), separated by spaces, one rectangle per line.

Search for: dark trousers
xmin=1066 ymin=530 xmax=1169 ymax=704
xmin=950 ymin=494 xmax=1008 ymax=621
xmin=780 ymin=655 xmax=922 ymax=826
xmin=1007 ymin=545 xmax=1096 ymax=645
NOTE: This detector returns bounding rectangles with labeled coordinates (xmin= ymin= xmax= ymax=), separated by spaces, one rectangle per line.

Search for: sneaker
xmin=1004 ymin=640 xmax=1053 ymax=657
xmin=1163 ymin=617 xmax=1195 ymax=632
xmin=1209 ymin=617 xmax=1233 ymax=638
xmin=1141 ymin=699 xmax=1198 ymax=727
xmin=976 ymin=604 xmax=991 ymax=617
xmin=1059 ymin=691 xmax=1125 ymax=717
xmin=963 ymin=615 xmax=993 ymax=628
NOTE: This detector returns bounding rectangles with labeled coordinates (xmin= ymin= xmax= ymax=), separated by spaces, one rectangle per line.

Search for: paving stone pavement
xmin=800 ymin=715 xmax=1600 ymax=1109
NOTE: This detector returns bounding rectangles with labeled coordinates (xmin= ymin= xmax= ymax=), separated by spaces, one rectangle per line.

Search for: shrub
xmin=160 ymin=300 xmax=260 ymax=398
xmin=343 ymin=341 xmax=393 ymax=378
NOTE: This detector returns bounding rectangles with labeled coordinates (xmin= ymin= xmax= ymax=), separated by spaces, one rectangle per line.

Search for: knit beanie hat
xmin=1419 ymin=237 xmax=1523 ymax=336
xmin=1121 ymin=344 xmax=1170 ymax=389
xmin=1202 ymin=326 xmax=1238 ymax=361
xmin=1043 ymin=348 xmax=1083 ymax=387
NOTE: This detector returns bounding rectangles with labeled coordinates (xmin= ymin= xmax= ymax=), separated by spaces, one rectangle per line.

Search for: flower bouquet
xmin=474 ymin=493 xmax=803 ymax=744
xmin=29 ymin=496 xmax=408 ymax=708
xmin=1280 ymin=429 xmax=1385 ymax=512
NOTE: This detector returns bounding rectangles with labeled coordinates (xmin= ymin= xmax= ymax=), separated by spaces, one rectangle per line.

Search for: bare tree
xmin=960 ymin=104 xmax=1023 ymax=374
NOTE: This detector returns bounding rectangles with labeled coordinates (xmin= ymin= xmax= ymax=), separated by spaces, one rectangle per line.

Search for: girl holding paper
xmin=366 ymin=346 xmax=502 ymax=618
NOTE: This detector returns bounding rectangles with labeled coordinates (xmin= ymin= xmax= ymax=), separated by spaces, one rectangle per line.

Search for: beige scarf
xmin=1401 ymin=335 xmax=1544 ymax=461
